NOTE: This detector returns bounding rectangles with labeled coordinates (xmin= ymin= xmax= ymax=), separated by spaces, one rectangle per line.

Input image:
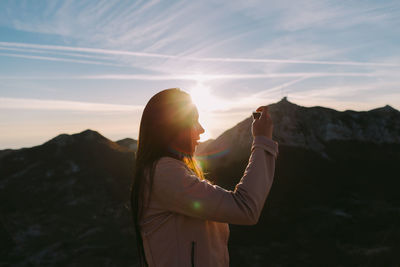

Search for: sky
xmin=0 ymin=0 xmax=399 ymax=149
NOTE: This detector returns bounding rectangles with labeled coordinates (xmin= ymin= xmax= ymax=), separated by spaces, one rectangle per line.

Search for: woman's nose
xmin=198 ymin=123 xmax=205 ymax=134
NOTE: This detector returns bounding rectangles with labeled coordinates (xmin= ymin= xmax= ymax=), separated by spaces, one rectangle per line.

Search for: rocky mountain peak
xmin=370 ymin=104 xmax=398 ymax=113
xmin=116 ymin=138 xmax=137 ymax=151
xmin=269 ymin=96 xmax=300 ymax=114
xmin=276 ymin=96 xmax=296 ymax=106
xmin=44 ymin=129 xmax=108 ymax=147
xmin=197 ymin=99 xmax=400 ymax=159
xmin=278 ymin=96 xmax=289 ymax=104
xmin=47 ymin=133 xmax=71 ymax=146
xmin=78 ymin=129 xmax=104 ymax=140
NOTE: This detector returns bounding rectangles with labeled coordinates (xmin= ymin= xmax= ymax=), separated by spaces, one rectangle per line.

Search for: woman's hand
xmin=252 ymin=106 xmax=273 ymax=139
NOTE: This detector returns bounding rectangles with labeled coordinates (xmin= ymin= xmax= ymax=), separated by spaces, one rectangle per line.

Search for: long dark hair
xmin=130 ymin=88 xmax=205 ymax=266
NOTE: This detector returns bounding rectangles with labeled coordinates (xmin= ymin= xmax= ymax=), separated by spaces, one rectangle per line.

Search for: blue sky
xmin=0 ymin=0 xmax=399 ymax=149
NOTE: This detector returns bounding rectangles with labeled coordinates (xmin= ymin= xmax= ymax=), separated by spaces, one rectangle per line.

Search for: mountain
xmin=116 ymin=138 xmax=138 ymax=151
xmin=195 ymin=97 xmax=400 ymax=186
xmin=1 ymin=100 xmax=400 ymax=266
xmin=0 ymin=129 xmax=137 ymax=266
xmin=196 ymin=97 xmax=400 ymax=159
xmin=196 ymin=98 xmax=400 ymax=266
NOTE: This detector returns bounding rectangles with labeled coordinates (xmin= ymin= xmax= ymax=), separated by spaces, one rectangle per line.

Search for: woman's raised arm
xmin=150 ymin=135 xmax=278 ymax=225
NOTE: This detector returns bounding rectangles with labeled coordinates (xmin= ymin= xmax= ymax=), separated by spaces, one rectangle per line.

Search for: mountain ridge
xmin=196 ymin=97 xmax=400 ymax=159
xmin=1 ymin=98 xmax=398 ymax=152
xmin=1 ymin=99 xmax=399 ymax=266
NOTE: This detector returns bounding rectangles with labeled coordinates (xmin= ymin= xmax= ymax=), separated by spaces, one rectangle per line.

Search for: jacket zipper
xmin=191 ymin=241 xmax=196 ymax=267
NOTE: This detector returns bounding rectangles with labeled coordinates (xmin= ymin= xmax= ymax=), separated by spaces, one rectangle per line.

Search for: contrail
xmin=189 ymin=57 xmax=400 ymax=67
xmin=0 ymin=52 xmax=124 ymax=67
xmin=0 ymin=46 xmax=114 ymax=61
xmin=0 ymin=97 xmax=144 ymax=112
xmin=253 ymin=77 xmax=310 ymax=97
xmin=0 ymin=41 xmax=175 ymax=59
xmin=0 ymin=72 xmax=388 ymax=81
xmin=0 ymin=41 xmax=398 ymax=67
xmin=78 ymin=72 xmax=380 ymax=81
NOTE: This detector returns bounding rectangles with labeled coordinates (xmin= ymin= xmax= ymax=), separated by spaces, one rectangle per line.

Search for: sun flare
xmin=189 ymin=82 xmax=217 ymax=112
xmin=189 ymin=82 xmax=225 ymax=142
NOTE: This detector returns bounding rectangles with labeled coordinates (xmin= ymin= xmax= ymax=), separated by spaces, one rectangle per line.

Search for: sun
xmin=189 ymin=82 xmax=219 ymax=112
xmin=189 ymin=82 xmax=223 ymax=142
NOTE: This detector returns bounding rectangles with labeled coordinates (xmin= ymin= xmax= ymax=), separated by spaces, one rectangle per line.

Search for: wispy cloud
xmin=230 ymin=0 xmax=399 ymax=31
xmin=188 ymin=57 xmax=400 ymax=67
xmin=0 ymin=46 xmax=114 ymax=61
xmin=1 ymin=0 xmax=399 ymax=147
xmin=252 ymin=77 xmax=310 ymax=97
xmin=0 ymin=71 xmax=391 ymax=82
xmin=82 ymin=72 xmax=386 ymax=81
xmin=1 ymin=41 xmax=398 ymax=67
xmin=5 ymin=0 xmax=188 ymax=50
xmin=0 ymin=97 xmax=144 ymax=112
xmin=0 ymin=52 xmax=124 ymax=67
xmin=0 ymin=41 xmax=175 ymax=59
xmin=289 ymin=81 xmax=400 ymax=100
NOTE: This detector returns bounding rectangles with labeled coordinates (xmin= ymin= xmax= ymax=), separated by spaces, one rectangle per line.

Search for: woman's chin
xmin=193 ymin=141 xmax=199 ymax=149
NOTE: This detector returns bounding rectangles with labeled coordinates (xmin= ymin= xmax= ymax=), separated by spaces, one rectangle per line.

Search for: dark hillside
xmin=1 ymin=99 xmax=400 ymax=266
xmin=0 ymin=130 xmax=136 ymax=266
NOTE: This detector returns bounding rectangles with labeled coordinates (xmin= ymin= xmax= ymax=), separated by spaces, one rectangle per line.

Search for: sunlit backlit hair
xmin=130 ymin=88 xmax=206 ymax=266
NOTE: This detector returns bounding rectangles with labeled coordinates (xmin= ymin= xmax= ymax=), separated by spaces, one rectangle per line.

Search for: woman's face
xmin=171 ymin=107 xmax=205 ymax=155
xmin=190 ymin=109 xmax=205 ymax=150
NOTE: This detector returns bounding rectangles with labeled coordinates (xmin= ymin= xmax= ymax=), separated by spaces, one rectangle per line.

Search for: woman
xmin=130 ymin=88 xmax=278 ymax=266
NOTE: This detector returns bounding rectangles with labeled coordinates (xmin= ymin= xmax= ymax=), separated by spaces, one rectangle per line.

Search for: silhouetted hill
xmin=116 ymin=138 xmax=138 ymax=151
xmin=1 ymin=100 xmax=400 ymax=266
xmin=196 ymin=98 xmax=400 ymax=266
xmin=196 ymin=97 xmax=400 ymax=159
xmin=0 ymin=129 xmax=136 ymax=266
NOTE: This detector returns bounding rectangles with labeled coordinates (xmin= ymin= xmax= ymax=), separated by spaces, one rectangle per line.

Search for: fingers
xmin=260 ymin=106 xmax=269 ymax=120
xmin=255 ymin=106 xmax=269 ymax=120
xmin=256 ymin=106 xmax=264 ymax=112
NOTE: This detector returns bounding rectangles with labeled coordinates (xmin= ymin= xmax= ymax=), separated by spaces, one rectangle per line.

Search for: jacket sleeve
xmin=151 ymin=136 xmax=278 ymax=225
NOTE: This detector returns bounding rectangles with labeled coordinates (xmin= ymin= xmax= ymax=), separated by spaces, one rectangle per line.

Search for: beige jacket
xmin=139 ymin=136 xmax=278 ymax=266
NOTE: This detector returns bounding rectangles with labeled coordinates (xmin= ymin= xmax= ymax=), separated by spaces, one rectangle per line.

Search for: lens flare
xmin=193 ymin=201 xmax=201 ymax=210
xmin=189 ymin=82 xmax=229 ymax=142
